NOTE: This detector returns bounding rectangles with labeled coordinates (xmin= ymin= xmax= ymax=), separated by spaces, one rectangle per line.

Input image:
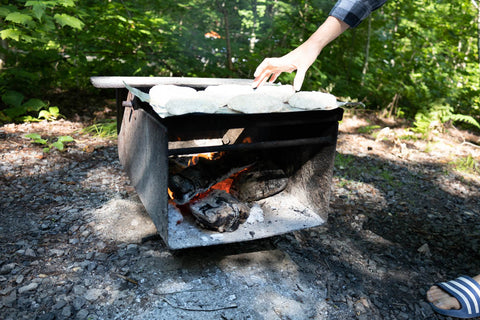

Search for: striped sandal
xmin=430 ymin=276 xmax=480 ymax=319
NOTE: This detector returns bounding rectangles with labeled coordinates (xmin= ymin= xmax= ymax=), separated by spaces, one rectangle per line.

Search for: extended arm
xmin=252 ymin=0 xmax=388 ymax=91
xmin=252 ymin=16 xmax=349 ymax=91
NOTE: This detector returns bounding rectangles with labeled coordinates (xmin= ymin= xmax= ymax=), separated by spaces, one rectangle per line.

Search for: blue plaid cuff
xmin=329 ymin=0 xmax=388 ymax=28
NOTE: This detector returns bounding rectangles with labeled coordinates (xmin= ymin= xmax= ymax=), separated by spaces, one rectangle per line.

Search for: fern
xmin=447 ymin=114 xmax=480 ymax=129
xmin=413 ymin=101 xmax=480 ymax=134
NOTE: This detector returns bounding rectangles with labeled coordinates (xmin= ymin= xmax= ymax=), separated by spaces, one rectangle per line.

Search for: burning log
xmin=168 ymin=154 xmax=254 ymax=205
xmin=230 ymin=165 xmax=288 ymax=201
xmin=190 ymin=190 xmax=250 ymax=232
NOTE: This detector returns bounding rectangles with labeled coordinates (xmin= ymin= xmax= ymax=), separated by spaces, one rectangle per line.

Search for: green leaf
xmin=3 ymin=106 xmax=28 ymax=119
xmin=31 ymin=2 xmax=46 ymax=21
xmin=25 ymin=133 xmax=48 ymax=145
xmin=5 ymin=12 xmax=34 ymax=26
xmin=0 ymin=29 xmax=23 ymax=41
xmin=38 ymin=110 xmax=52 ymax=120
xmin=20 ymin=115 xmax=41 ymax=123
xmin=0 ymin=7 xmax=11 ymax=18
xmin=57 ymin=135 xmax=74 ymax=143
xmin=48 ymin=106 xmax=60 ymax=116
xmin=57 ymin=0 xmax=76 ymax=8
xmin=51 ymin=141 xmax=64 ymax=150
xmin=2 ymin=91 xmax=24 ymax=108
xmin=25 ymin=133 xmax=42 ymax=140
xmin=23 ymin=98 xmax=48 ymax=111
xmin=54 ymin=13 xmax=84 ymax=29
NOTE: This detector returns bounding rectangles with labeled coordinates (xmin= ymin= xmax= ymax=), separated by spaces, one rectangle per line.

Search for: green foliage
xmin=0 ymin=90 xmax=64 ymax=123
xmin=0 ymin=0 xmax=478 ymax=128
xmin=413 ymin=101 xmax=480 ymax=134
xmin=449 ymin=154 xmax=479 ymax=175
xmin=24 ymin=133 xmax=74 ymax=153
xmin=0 ymin=90 xmax=52 ymax=123
xmin=83 ymin=119 xmax=117 ymax=138
xmin=38 ymin=106 xmax=62 ymax=121
xmin=357 ymin=125 xmax=381 ymax=134
xmin=335 ymin=153 xmax=355 ymax=170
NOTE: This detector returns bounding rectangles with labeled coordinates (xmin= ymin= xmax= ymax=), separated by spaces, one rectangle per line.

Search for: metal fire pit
xmin=91 ymin=77 xmax=343 ymax=249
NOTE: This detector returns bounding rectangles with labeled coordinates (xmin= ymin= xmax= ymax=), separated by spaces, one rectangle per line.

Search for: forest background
xmin=0 ymin=0 xmax=479 ymax=131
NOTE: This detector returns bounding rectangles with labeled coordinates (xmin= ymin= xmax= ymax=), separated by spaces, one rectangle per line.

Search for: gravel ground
xmin=1 ymin=113 xmax=479 ymax=320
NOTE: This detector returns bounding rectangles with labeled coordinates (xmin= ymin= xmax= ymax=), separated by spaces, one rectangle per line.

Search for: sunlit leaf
xmin=51 ymin=141 xmax=65 ymax=150
xmin=5 ymin=12 xmax=34 ymax=26
xmin=54 ymin=13 xmax=84 ymax=29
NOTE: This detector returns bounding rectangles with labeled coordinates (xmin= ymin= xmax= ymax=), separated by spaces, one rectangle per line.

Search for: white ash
xmin=246 ymin=204 xmax=264 ymax=224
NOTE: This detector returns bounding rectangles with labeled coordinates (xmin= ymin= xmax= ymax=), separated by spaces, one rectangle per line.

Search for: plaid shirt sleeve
xmin=329 ymin=0 xmax=388 ymax=28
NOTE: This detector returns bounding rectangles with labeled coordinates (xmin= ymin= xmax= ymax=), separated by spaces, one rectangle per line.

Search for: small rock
xmin=73 ymin=296 xmax=86 ymax=310
xmin=0 ymin=263 xmax=15 ymax=275
xmin=53 ymin=299 xmax=67 ymax=310
xmin=84 ymin=288 xmax=102 ymax=301
xmin=15 ymin=274 xmax=24 ymax=284
xmin=18 ymin=282 xmax=39 ymax=294
xmin=25 ymin=248 xmax=36 ymax=257
xmin=49 ymin=249 xmax=65 ymax=257
xmin=72 ymin=285 xmax=86 ymax=295
xmin=61 ymin=304 xmax=72 ymax=317
xmin=1 ymin=290 xmax=17 ymax=307
xmin=76 ymin=309 xmax=90 ymax=320
xmin=126 ymin=244 xmax=138 ymax=254
xmin=417 ymin=244 xmax=431 ymax=257
xmin=36 ymin=312 xmax=55 ymax=320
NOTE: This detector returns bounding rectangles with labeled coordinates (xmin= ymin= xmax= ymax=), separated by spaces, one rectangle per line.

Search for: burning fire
xmin=188 ymin=152 xmax=216 ymax=166
xmin=168 ymin=152 xmax=250 ymax=202
xmin=191 ymin=166 xmax=249 ymax=201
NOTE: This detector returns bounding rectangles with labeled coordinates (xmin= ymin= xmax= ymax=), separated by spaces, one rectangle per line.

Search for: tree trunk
xmin=0 ymin=38 xmax=7 ymax=69
xmin=361 ymin=15 xmax=372 ymax=86
xmin=475 ymin=0 xmax=480 ymax=66
xmin=249 ymin=0 xmax=258 ymax=53
xmin=218 ymin=1 xmax=234 ymax=71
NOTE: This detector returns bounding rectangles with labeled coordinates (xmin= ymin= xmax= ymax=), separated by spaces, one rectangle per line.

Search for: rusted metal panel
xmin=118 ymin=105 xmax=169 ymax=244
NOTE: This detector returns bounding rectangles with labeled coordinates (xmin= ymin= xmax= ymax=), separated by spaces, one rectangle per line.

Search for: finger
xmin=254 ymin=58 xmax=272 ymax=77
xmin=252 ymin=72 xmax=272 ymax=88
xmin=269 ymin=71 xmax=282 ymax=83
xmin=293 ymin=68 xmax=307 ymax=91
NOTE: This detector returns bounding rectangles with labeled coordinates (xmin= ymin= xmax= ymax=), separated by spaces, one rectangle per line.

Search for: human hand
xmin=252 ymin=16 xmax=349 ymax=91
xmin=252 ymin=42 xmax=321 ymax=91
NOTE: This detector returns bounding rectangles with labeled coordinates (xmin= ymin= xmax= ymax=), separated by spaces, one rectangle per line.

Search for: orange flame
xmin=188 ymin=153 xmax=215 ymax=166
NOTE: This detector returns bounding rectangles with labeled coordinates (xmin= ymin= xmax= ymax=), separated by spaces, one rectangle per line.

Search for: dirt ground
xmin=1 ymin=107 xmax=479 ymax=319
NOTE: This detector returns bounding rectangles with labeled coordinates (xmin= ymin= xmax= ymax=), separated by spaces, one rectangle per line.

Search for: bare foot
xmin=427 ymin=275 xmax=480 ymax=311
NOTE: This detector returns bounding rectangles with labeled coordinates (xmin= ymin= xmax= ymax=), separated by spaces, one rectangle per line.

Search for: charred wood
xmin=168 ymin=153 xmax=255 ymax=205
xmin=190 ymin=190 xmax=250 ymax=232
xmin=230 ymin=164 xmax=288 ymax=201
